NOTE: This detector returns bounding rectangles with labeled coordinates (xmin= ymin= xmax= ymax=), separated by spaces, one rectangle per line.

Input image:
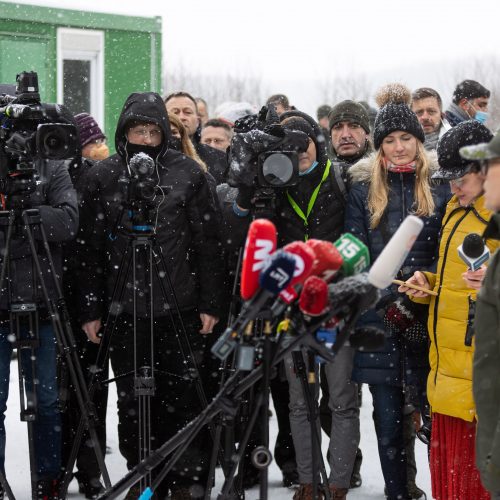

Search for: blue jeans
xmin=0 ymin=321 xmax=61 ymax=479
xmin=369 ymin=384 xmax=409 ymax=500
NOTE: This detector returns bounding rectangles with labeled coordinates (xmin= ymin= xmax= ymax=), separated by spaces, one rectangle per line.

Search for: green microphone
xmin=334 ymin=233 xmax=370 ymax=277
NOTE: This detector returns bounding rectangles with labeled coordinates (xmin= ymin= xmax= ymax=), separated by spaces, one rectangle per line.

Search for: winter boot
xmin=329 ymin=485 xmax=348 ymax=500
xmin=293 ymin=483 xmax=323 ymax=500
xmin=35 ymin=479 xmax=60 ymax=500
xmin=76 ymin=472 xmax=105 ymax=499
xmin=349 ymin=447 xmax=362 ymax=488
xmin=407 ymin=481 xmax=427 ymax=499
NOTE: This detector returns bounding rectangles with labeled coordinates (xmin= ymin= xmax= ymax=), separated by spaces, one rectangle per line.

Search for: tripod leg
xmin=20 ymin=210 xmax=111 ymax=492
xmin=0 ymin=470 xmax=16 ymax=500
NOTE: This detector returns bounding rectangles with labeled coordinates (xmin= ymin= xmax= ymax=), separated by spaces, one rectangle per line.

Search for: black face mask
xmin=168 ymin=137 xmax=182 ymax=151
xmin=125 ymin=142 xmax=163 ymax=159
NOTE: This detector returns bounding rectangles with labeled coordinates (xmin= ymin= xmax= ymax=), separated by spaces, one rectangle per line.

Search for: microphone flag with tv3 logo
xmin=240 ymin=219 xmax=277 ymax=300
xmin=458 ymin=233 xmax=490 ymax=271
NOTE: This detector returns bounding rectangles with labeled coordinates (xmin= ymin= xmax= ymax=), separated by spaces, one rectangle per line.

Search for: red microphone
xmin=305 ymin=239 xmax=344 ymax=282
xmin=240 ymin=219 xmax=277 ymax=300
xmin=299 ymin=276 xmax=329 ymax=316
xmin=283 ymin=241 xmax=316 ymax=287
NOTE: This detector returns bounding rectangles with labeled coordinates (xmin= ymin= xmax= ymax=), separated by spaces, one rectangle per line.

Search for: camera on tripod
xmin=0 ymin=71 xmax=78 ymax=196
xmin=117 ymin=152 xmax=159 ymax=231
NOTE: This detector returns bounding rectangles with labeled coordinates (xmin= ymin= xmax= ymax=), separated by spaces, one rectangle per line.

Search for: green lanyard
xmin=286 ymin=160 xmax=331 ymax=241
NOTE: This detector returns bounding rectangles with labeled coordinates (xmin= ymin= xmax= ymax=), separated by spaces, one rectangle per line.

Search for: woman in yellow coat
xmin=400 ymin=121 xmax=499 ymax=500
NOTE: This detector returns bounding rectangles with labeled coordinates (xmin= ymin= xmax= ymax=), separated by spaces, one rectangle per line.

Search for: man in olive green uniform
xmin=461 ymin=132 xmax=500 ymax=499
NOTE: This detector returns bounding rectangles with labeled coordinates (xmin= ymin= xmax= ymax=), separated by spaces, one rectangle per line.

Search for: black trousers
xmin=109 ymin=311 xmax=210 ymax=495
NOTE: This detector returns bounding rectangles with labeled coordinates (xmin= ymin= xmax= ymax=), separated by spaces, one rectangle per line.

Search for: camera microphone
xmin=458 ymin=233 xmax=490 ymax=271
xmin=129 ymin=152 xmax=155 ymax=177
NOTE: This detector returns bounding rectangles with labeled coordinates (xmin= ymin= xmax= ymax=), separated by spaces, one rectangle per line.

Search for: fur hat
xmin=328 ymin=100 xmax=370 ymax=133
xmin=434 ymin=120 xmax=493 ymax=180
xmin=373 ymin=83 xmax=424 ymax=149
xmin=74 ymin=113 xmax=106 ymax=147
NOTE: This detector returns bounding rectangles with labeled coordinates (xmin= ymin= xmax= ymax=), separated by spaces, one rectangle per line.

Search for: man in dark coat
xmin=0 ymin=157 xmax=78 ymax=499
xmin=165 ymin=91 xmax=228 ymax=184
xmin=77 ymin=92 xmax=225 ymax=499
xmin=220 ymin=109 xmax=352 ymax=499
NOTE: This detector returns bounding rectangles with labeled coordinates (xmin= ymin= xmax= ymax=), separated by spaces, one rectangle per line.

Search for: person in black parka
xmin=77 ymin=92 xmax=225 ymax=500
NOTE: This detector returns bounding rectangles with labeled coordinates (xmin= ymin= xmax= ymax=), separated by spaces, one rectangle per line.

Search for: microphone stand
xmin=97 ymin=291 xmax=372 ymax=500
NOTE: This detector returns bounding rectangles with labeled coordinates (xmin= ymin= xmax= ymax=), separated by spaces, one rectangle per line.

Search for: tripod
xmin=63 ymin=199 xmax=215 ymax=497
xmin=0 ymin=196 xmax=110 ymax=499
xmin=97 ymin=287 xmax=370 ymax=500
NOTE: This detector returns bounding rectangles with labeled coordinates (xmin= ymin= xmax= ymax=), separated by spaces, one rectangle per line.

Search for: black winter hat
xmin=328 ymin=100 xmax=370 ymax=133
xmin=434 ymin=120 xmax=493 ymax=180
xmin=317 ymin=104 xmax=332 ymax=121
xmin=373 ymin=83 xmax=424 ymax=150
xmin=452 ymin=79 xmax=490 ymax=105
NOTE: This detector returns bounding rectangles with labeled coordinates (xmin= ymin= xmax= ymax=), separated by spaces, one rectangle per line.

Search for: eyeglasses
xmin=449 ymin=177 xmax=466 ymax=188
xmin=129 ymin=128 xmax=162 ymax=140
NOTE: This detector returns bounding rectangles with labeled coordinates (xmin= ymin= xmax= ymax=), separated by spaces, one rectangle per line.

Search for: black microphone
xmin=458 ymin=233 xmax=490 ymax=271
xmin=211 ymin=250 xmax=296 ymax=361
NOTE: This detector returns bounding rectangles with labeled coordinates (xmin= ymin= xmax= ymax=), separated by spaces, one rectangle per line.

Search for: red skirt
xmin=430 ymin=412 xmax=490 ymax=500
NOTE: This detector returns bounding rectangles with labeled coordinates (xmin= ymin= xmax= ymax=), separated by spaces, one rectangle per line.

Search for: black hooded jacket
xmin=77 ymin=92 xmax=225 ymax=322
xmin=0 ymin=159 xmax=78 ymax=311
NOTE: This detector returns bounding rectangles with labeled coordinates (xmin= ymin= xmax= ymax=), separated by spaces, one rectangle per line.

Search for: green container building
xmin=0 ymin=1 xmax=162 ymax=147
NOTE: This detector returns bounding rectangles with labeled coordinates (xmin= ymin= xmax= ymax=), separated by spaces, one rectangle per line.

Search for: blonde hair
xmin=368 ymin=141 xmax=435 ymax=228
xmin=168 ymin=113 xmax=208 ymax=173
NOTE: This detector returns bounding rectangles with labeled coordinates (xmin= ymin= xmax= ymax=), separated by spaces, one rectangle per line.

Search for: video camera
xmin=230 ymin=105 xmax=311 ymax=190
xmin=0 ymin=71 xmax=78 ymax=196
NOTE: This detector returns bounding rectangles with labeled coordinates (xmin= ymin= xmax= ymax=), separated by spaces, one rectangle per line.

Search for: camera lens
xmin=36 ymin=123 xmax=78 ymax=160
xmin=261 ymin=153 xmax=295 ymax=186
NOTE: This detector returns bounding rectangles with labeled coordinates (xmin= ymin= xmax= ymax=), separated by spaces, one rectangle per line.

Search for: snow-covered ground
xmin=3 ymin=360 xmax=431 ymax=499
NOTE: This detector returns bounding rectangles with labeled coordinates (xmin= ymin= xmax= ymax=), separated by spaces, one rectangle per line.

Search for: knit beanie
xmin=317 ymin=104 xmax=332 ymax=121
xmin=328 ymin=100 xmax=370 ymax=134
xmin=373 ymin=83 xmax=425 ymax=150
xmin=281 ymin=116 xmax=316 ymax=143
xmin=74 ymin=112 xmax=106 ymax=147
xmin=434 ymin=120 xmax=493 ymax=180
xmin=452 ymin=80 xmax=490 ymax=104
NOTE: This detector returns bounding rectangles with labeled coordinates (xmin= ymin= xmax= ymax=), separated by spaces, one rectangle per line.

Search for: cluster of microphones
xmin=212 ymin=215 xmax=430 ymax=370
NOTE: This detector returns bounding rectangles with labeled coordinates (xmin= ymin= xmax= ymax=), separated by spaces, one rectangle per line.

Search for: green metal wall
xmin=0 ymin=1 xmax=162 ymax=150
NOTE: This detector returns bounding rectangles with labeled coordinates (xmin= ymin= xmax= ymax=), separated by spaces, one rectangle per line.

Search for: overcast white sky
xmin=5 ymin=0 xmax=500 ymax=114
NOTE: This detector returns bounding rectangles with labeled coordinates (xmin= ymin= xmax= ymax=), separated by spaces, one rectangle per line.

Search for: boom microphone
xmin=240 ymin=219 xmax=277 ymax=300
xmin=458 ymin=233 xmax=490 ymax=271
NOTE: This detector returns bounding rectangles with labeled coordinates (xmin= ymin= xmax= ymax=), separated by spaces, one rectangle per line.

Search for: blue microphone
xmin=211 ymin=250 xmax=296 ymax=360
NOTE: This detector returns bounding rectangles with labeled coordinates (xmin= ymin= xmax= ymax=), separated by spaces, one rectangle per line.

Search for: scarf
xmin=384 ymin=158 xmax=416 ymax=173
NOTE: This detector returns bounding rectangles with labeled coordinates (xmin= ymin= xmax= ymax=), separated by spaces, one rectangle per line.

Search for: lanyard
xmin=286 ymin=160 xmax=331 ymax=240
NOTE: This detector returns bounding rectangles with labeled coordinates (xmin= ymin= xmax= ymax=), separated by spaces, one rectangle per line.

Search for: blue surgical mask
xmin=299 ymin=161 xmax=319 ymax=176
xmin=474 ymin=110 xmax=489 ymax=125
